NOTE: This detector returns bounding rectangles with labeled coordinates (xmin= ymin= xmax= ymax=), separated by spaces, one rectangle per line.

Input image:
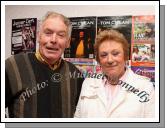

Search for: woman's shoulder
xmin=128 ymin=68 xmax=154 ymax=92
xmin=127 ymin=68 xmax=150 ymax=81
xmin=131 ymin=70 xmax=151 ymax=83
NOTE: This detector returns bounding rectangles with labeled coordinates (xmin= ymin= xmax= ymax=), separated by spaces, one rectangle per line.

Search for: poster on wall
xmin=75 ymin=64 xmax=94 ymax=75
xmin=97 ymin=16 xmax=132 ymax=59
xmin=11 ymin=18 xmax=37 ymax=55
xmin=64 ymin=58 xmax=94 ymax=65
xmin=131 ymin=43 xmax=155 ymax=67
xmin=131 ymin=15 xmax=155 ymax=67
xmin=64 ymin=17 xmax=96 ymax=59
xmin=132 ymin=15 xmax=155 ymax=44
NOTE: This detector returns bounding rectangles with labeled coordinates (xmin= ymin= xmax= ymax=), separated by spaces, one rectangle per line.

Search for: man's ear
xmin=66 ymin=38 xmax=71 ymax=48
xmin=37 ymin=31 xmax=40 ymax=43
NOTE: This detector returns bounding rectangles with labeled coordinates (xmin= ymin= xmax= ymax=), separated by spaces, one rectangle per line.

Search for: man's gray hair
xmin=40 ymin=11 xmax=72 ymax=38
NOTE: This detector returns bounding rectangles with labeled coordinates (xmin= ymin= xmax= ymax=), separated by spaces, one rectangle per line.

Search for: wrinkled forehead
xmin=42 ymin=13 xmax=65 ymax=23
xmin=42 ymin=16 xmax=65 ymax=26
xmin=41 ymin=17 xmax=68 ymax=32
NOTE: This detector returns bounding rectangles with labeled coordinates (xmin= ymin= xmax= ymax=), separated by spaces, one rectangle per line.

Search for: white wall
xmin=5 ymin=5 xmax=155 ymax=59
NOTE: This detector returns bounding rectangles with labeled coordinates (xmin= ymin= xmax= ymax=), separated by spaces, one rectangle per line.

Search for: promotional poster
xmin=131 ymin=43 xmax=155 ymax=66
xmin=132 ymin=15 xmax=155 ymax=43
xmin=131 ymin=15 xmax=155 ymax=67
xmin=11 ymin=18 xmax=37 ymax=55
xmin=64 ymin=17 xmax=96 ymax=59
xmin=64 ymin=58 xmax=94 ymax=65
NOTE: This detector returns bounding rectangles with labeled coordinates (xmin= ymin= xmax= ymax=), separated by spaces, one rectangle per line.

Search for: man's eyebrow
xmin=43 ymin=28 xmax=53 ymax=32
xmin=43 ymin=28 xmax=66 ymax=33
xmin=57 ymin=31 xmax=66 ymax=33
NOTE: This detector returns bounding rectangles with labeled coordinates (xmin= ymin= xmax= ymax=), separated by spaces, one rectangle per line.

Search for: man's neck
xmin=35 ymin=50 xmax=62 ymax=70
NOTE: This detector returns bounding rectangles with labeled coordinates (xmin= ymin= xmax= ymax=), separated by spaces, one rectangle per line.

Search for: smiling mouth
xmin=46 ymin=47 xmax=59 ymax=51
xmin=106 ymin=65 xmax=117 ymax=68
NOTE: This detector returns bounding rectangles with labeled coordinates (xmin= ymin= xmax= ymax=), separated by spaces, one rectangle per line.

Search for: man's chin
xmin=45 ymin=55 xmax=60 ymax=62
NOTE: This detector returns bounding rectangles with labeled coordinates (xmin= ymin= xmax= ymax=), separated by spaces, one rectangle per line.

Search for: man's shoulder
xmin=63 ymin=59 xmax=78 ymax=70
xmin=5 ymin=52 xmax=35 ymax=66
xmin=6 ymin=52 xmax=35 ymax=60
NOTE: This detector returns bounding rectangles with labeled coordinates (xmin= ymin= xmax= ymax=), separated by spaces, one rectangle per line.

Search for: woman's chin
xmin=105 ymin=71 xmax=117 ymax=77
xmin=107 ymin=74 xmax=120 ymax=85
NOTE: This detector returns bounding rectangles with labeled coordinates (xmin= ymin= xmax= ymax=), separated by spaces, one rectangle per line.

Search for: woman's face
xmin=98 ymin=40 xmax=126 ymax=84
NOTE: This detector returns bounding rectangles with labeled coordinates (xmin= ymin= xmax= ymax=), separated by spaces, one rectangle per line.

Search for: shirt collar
xmin=35 ymin=50 xmax=62 ymax=70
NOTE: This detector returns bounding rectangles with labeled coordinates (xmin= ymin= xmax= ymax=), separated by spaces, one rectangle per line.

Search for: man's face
xmin=38 ymin=17 xmax=70 ymax=64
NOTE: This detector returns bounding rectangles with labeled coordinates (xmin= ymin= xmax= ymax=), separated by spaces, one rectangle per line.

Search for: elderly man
xmin=5 ymin=11 xmax=83 ymax=118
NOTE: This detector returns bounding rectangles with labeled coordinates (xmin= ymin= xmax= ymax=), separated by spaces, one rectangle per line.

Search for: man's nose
xmin=50 ymin=34 xmax=57 ymax=43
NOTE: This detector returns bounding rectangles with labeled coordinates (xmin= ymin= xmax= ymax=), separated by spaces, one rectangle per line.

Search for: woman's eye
xmin=100 ymin=54 xmax=107 ymax=57
xmin=112 ymin=52 xmax=119 ymax=56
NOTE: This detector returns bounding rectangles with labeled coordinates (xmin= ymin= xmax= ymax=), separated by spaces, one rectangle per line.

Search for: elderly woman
xmin=74 ymin=29 xmax=155 ymax=118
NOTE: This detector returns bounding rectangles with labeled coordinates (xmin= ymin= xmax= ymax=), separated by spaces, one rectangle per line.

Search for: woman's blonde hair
xmin=94 ymin=29 xmax=129 ymax=62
